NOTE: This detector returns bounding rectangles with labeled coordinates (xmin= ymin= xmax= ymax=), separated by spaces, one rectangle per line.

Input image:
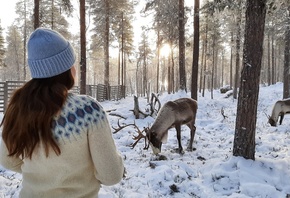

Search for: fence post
xmin=107 ymin=85 xmax=110 ymax=100
xmin=122 ymin=85 xmax=126 ymax=99
xmin=86 ymin=85 xmax=92 ymax=97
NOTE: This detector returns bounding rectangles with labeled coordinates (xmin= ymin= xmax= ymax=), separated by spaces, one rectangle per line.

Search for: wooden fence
xmin=0 ymin=81 xmax=125 ymax=113
xmin=0 ymin=82 xmax=5 ymax=113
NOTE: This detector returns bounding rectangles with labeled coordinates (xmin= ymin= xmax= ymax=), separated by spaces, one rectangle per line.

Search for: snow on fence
xmin=0 ymin=81 xmax=125 ymax=113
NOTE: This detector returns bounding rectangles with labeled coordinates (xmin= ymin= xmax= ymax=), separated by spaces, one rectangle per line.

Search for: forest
xmin=0 ymin=0 xmax=288 ymax=96
xmin=0 ymin=0 xmax=289 ymax=160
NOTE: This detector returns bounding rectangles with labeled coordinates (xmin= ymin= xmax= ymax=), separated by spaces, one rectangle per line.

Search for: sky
xmin=0 ymin=0 xmax=18 ymax=32
xmin=1 ymin=83 xmax=290 ymax=197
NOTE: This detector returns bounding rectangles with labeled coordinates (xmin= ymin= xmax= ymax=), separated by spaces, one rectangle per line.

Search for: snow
xmin=1 ymin=82 xmax=290 ymax=198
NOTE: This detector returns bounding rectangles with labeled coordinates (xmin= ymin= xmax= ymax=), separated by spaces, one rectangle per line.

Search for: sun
xmin=160 ymin=44 xmax=171 ymax=57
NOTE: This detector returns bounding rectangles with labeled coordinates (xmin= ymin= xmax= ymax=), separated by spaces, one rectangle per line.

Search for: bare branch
xmin=109 ymin=113 xmax=127 ymax=119
xmin=106 ymin=109 xmax=117 ymax=113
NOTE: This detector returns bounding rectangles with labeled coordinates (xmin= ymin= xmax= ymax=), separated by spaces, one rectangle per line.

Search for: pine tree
xmin=191 ymin=0 xmax=200 ymax=100
xmin=90 ymin=0 xmax=135 ymax=87
xmin=5 ymin=25 xmax=24 ymax=80
xmin=233 ymin=0 xmax=267 ymax=160
xmin=137 ymin=31 xmax=152 ymax=97
xmin=111 ymin=0 xmax=134 ymax=88
xmin=144 ymin=0 xmax=190 ymax=92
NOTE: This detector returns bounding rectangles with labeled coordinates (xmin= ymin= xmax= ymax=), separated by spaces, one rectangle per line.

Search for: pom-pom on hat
xmin=27 ymin=28 xmax=76 ymax=79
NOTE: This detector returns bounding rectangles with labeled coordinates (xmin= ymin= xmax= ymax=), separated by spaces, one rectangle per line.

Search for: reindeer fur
xmin=146 ymin=97 xmax=197 ymax=154
xmin=268 ymin=99 xmax=290 ymax=126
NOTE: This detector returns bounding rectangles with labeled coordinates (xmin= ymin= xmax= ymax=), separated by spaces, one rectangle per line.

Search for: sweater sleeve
xmin=88 ymin=112 xmax=124 ymax=186
xmin=0 ymin=139 xmax=23 ymax=173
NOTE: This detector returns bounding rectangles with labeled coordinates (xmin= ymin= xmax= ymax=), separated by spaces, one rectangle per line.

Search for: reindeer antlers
xmin=112 ymin=119 xmax=149 ymax=150
xmin=131 ymin=126 xmax=149 ymax=150
xmin=112 ymin=119 xmax=136 ymax=134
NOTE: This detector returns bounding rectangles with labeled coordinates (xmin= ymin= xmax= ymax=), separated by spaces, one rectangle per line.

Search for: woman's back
xmin=0 ymin=28 xmax=124 ymax=198
xmin=1 ymin=93 xmax=124 ymax=198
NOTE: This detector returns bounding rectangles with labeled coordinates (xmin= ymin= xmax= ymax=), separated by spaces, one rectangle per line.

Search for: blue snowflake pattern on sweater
xmin=51 ymin=94 xmax=106 ymax=143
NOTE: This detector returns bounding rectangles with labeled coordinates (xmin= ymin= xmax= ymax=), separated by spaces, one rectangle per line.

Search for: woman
xmin=0 ymin=28 xmax=124 ymax=198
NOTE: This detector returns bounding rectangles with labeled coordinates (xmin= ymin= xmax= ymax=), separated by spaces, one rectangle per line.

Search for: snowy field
xmin=1 ymin=83 xmax=290 ymax=198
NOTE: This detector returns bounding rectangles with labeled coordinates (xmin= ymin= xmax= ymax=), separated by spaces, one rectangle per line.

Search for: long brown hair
xmin=1 ymin=69 xmax=74 ymax=159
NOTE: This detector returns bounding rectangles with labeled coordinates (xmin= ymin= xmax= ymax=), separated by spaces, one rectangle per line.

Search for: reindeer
xmin=145 ymin=97 xmax=198 ymax=155
xmin=268 ymin=99 xmax=290 ymax=126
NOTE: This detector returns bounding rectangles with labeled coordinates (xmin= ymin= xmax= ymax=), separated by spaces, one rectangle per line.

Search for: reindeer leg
xmin=186 ymin=123 xmax=196 ymax=152
xmin=174 ymin=124 xmax=184 ymax=154
xmin=279 ymin=113 xmax=284 ymax=125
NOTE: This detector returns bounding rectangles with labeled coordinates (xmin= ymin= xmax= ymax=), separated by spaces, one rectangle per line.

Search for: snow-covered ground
xmin=1 ymin=83 xmax=290 ymax=198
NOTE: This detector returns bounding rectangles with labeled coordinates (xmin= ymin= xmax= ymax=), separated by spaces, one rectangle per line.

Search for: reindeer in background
xmin=268 ymin=99 xmax=290 ymax=126
xmin=113 ymin=97 xmax=198 ymax=155
xmin=145 ymin=97 xmax=198 ymax=155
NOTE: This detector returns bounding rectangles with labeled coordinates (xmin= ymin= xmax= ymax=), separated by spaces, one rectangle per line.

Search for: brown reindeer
xmin=268 ymin=99 xmax=290 ymax=126
xmin=145 ymin=97 xmax=198 ymax=155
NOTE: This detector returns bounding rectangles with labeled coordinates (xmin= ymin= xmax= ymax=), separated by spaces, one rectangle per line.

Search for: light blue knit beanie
xmin=27 ymin=28 xmax=76 ymax=78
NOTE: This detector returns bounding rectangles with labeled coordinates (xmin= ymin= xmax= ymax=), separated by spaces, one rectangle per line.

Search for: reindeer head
xmin=268 ymin=117 xmax=277 ymax=126
xmin=146 ymin=129 xmax=162 ymax=155
xmin=264 ymin=111 xmax=277 ymax=127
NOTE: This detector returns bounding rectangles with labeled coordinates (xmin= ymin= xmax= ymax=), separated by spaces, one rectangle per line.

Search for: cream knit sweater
xmin=0 ymin=93 xmax=124 ymax=198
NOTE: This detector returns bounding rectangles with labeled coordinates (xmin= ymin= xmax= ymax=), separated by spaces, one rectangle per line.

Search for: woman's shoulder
xmin=61 ymin=93 xmax=107 ymax=120
xmin=56 ymin=93 xmax=107 ymax=124
xmin=51 ymin=94 xmax=107 ymax=143
xmin=67 ymin=93 xmax=103 ymax=111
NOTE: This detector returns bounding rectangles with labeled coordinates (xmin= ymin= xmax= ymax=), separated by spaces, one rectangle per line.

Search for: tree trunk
xmin=275 ymin=45 xmax=284 ymax=82
xmin=156 ymin=29 xmax=160 ymax=93
xmin=124 ymin=53 xmax=126 ymax=98
xmin=104 ymin=0 xmax=110 ymax=87
xmin=211 ymin=36 xmax=215 ymax=99
xmin=267 ymin=32 xmax=271 ymax=85
xmin=121 ymin=12 xmax=124 ymax=86
xmin=143 ymin=44 xmax=147 ymax=96
xmin=34 ymin=0 xmax=40 ymax=29
xmin=283 ymin=7 xmax=290 ymax=99
xmin=133 ymin=96 xmax=140 ymax=119
xmin=233 ymin=8 xmax=242 ymax=99
xmin=167 ymin=56 xmax=171 ymax=94
xmin=79 ymin=0 xmax=86 ymax=94
xmin=118 ymin=48 xmax=120 ymax=85
xmin=172 ymin=52 xmax=175 ymax=93
xmin=271 ymin=33 xmax=275 ymax=84
xmin=221 ymin=50 xmax=224 ymax=87
xmin=202 ymin=22 xmax=208 ymax=97
xmin=191 ymin=0 xmax=200 ymax=100
xmin=51 ymin=0 xmax=54 ymax=29
xmin=278 ymin=44 xmax=282 ymax=82
xmin=233 ymin=0 xmax=266 ymax=160
xmin=199 ymin=40 xmax=205 ymax=93
xmin=136 ymin=61 xmax=139 ymax=96
xmin=178 ymin=0 xmax=186 ymax=91
xmin=230 ymin=31 xmax=233 ymax=89
xmin=170 ymin=42 xmax=175 ymax=93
